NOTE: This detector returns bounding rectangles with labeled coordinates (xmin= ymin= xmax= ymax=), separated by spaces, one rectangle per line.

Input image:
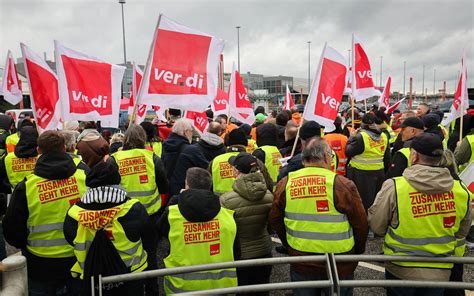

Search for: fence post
xmin=0 ymin=255 xmax=28 ymax=295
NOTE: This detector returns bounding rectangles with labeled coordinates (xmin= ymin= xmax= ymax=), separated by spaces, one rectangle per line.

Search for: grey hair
xmin=123 ymin=124 xmax=146 ymax=150
xmin=302 ymin=138 xmax=332 ymax=164
xmin=110 ymin=133 xmax=125 ymax=144
xmin=172 ymin=119 xmax=194 ymax=137
xmin=59 ymin=130 xmax=78 ymax=152
xmin=186 ymin=167 xmax=212 ymax=190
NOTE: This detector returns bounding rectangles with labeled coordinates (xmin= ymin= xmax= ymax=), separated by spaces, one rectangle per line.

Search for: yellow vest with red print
xmin=112 ymin=149 xmax=161 ymax=215
xmin=259 ymin=145 xmax=282 ymax=186
xmin=383 ymin=177 xmax=470 ymax=268
xmin=4 ymin=153 xmax=37 ymax=190
xmin=284 ymin=167 xmax=354 ymax=253
xmin=211 ymin=152 xmax=239 ymax=195
xmin=67 ymin=199 xmax=148 ymax=279
xmin=25 ymin=169 xmax=87 ymax=258
xmin=349 ymin=131 xmax=388 ymax=170
xmin=164 ymin=205 xmax=237 ymax=294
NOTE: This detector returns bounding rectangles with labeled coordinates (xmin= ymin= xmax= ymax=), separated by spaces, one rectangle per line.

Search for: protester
xmin=342 ymin=108 xmax=362 ymax=138
xmin=375 ymin=110 xmax=396 ymax=145
xmin=386 ymin=117 xmax=424 ymax=179
xmin=5 ymin=118 xmax=35 ymax=153
xmin=3 ymin=131 xmax=89 ymax=295
xmin=269 ymin=138 xmax=368 ymax=296
xmin=423 ymin=113 xmax=447 ymax=148
xmin=0 ymin=126 xmax=38 ymax=192
xmin=253 ymin=123 xmax=283 ymax=188
xmin=109 ymin=132 xmax=125 ymax=153
xmin=368 ymin=133 xmax=472 ymax=296
xmin=141 ymin=121 xmax=163 ymax=157
xmin=0 ymin=114 xmax=14 ymax=158
xmin=239 ymin=123 xmax=258 ymax=153
xmin=158 ymin=168 xmax=239 ymax=293
xmin=110 ymin=124 xmax=168 ymax=295
xmin=76 ymin=122 xmax=110 ymax=168
xmin=101 ymin=129 xmax=112 ymax=143
xmin=324 ymin=116 xmax=348 ymax=176
xmin=216 ymin=114 xmax=238 ymax=140
xmin=60 ymin=130 xmax=80 ymax=158
xmin=162 ymin=119 xmax=208 ymax=196
xmin=416 ymin=102 xmax=430 ymax=117
xmin=447 ymin=112 xmax=474 ymax=152
xmin=279 ymin=120 xmax=300 ymax=158
xmin=196 ymin=121 xmax=226 ymax=161
xmin=391 ymin=110 xmax=417 ymax=154
xmin=346 ymin=113 xmax=390 ymax=212
xmin=220 ymin=153 xmax=274 ymax=293
xmin=275 ymin=112 xmax=289 ymax=148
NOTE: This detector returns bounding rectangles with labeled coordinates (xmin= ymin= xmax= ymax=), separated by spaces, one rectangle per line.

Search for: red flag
xmin=442 ymin=51 xmax=468 ymax=126
xmin=1 ymin=50 xmax=23 ymax=105
xmin=228 ymin=63 xmax=255 ymax=125
xmin=302 ymin=44 xmax=347 ymax=132
xmin=352 ymin=34 xmax=381 ymax=101
xmin=378 ymin=76 xmax=392 ymax=108
xmin=212 ymin=88 xmax=229 ymax=117
xmin=184 ymin=110 xmax=209 ymax=135
xmin=129 ymin=63 xmax=143 ymax=114
xmin=55 ymin=41 xmax=125 ymax=128
xmin=386 ymin=97 xmax=406 ymax=115
xmin=138 ymin=14 xmax=225 ymax=111
xmin=283 ymin=84 xmax=295 ymax=110
xmin=21 ymin=43 xmax=61 ymax=131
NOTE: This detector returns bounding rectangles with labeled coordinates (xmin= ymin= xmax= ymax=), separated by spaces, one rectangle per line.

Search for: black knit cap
xmin=227 ymin=128 xmax=248 ymax=146
xmin=422 ymin=113 xmax=441 ymax=129
xmin=299 ymin=121 xmax=321 ymax=140
xmin=229 ymin=152 xmax=258 ymax=174
xmin=410 ymin=133 xmax=443 ymax=157
xmin=362 ymin=113 xmax=377 ymax=125
xmin=399 ymin=117 xmax=424 ymax=130
xmin=86 ymin=158 xmax=121 ymax=188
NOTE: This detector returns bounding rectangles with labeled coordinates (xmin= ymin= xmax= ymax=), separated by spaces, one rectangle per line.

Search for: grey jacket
xmin=220 ymin=171 xmax=274 ymax=259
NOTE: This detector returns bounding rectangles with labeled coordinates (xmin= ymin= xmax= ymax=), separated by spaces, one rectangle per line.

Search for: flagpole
xmin=351 ymin=34 xmax=356 ymax=131
xmin=132 ymin=13 xmax=162 ymax=125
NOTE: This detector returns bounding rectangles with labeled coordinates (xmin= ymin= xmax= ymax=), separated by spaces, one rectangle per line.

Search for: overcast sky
xmin=1 ymin=0 xmax=472 ymax=94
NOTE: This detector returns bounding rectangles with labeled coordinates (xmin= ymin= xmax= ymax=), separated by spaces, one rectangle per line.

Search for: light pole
xmin=379 ymin=56 xmax=383 ymax=87
xmin=119 ymin=0 xmax=127 ymax=66
xmin=433 ymin=69 xmax=436 ymax=95
xmin=422 ymin=64 xmax=425 ymax=96
xmin=403 ymin=61 xmax=406 ymax=95
xmin=308 ymin=41 xmax=311 ymax=94
xmin=236 ymin=26 xmax=241 ymax=73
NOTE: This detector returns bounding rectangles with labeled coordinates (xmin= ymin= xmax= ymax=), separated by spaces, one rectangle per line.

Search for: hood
xmin=362 ymin=128 xmax=382 ymax=141
xmin=200 ymin=132 xmax=223 ymax=147
xmin=402 ymin=164 xmax=454 ymax=194
xmin=163 ymin=132 xmax=189 ymax=153
xmin=178 ymin=189 xmax=221 ymax=222
xmin=0 ymin=115 xmax=13 ymax=131
xmin=14 ymin=126 xmax=38 ymax=158
xmin=232 ymin=171 xmax=268 ymax=201
xmin=34 ymin=153 xmax=77 ymax=180
xmin=424 ymin=128 xmax=444 ymax=142
xmin=77 ymin=129 xmax=101 ymax=142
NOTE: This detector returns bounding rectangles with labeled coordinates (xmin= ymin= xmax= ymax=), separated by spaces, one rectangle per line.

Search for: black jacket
xmin=345 ymin=129 xmax=391 ymax=171
xmin=195 ymin=139 xmax=225 ymax=162
xmin=279 ymin=138 xmax=301 ymax=158
xmin=385 ymin=139 xmax=413 ymax=179
xmin=276 ymin=124 xmax=286 ymax=149
xmin=2 ymin=152 xmax=89 ymax=281
xmin=158 ymin=189 xmax=240 ymax=259
xmin=277 ymin=153 xmax=303 ymax=182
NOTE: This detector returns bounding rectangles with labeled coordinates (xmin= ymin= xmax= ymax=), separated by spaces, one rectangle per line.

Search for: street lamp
xmin=119 ymin=0 xmax=127 ymax=66
xmin=308 ymin=41 xmax=311 ymax=94
xmin=433 ymin=69 xmax=436 ymax=95
xmin=403 ymin=61 xmax=406 ymax=95
xmin=236 ymin=26 xmax=241 ymax=73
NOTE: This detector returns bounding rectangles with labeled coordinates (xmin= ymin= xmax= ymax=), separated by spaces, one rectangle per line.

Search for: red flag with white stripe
xmin=352 ymin=34 xmax=381 ymax=101
xmin=228 ymin=63 xmax=255 ymax=125
xmin=378 ymin=76 xmax=392 ymax=108
xmin=21 ymin=43 xmax=61 ymax=131
xmin=55 ymin=41 xmax=125 ymax=128
xmin=442 ymin=52 xmax=468 ymax=126
xmin=184 ymin=110 xmax=209 ymax=135
xmin=1 ymin=50 xmax=23 ymax=105
xmin=283 ymin=84 xmax=295 ymax=110
xmin=386 ymin=97 xmax=406 ymax=115
xmin=303 ymin=44 xmax=347 ymax=132
xmin=212 ymin=88 xmax=229 ymax=118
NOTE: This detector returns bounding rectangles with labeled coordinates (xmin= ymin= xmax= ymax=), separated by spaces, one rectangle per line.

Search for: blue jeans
xmin=28 ymin=277 xmax=81 ymax=296
xmin=385 ymin=271 xmax=444 ymax=296
xmin=290 ymin=269 xmax=353 ymax=296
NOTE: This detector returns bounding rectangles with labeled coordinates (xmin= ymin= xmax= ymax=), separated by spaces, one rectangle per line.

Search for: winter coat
xmin=454 ymin=130 xmax=474 ymax=166
xmin=276 ymin=124 xmax=286 ymax=149
xmin=196 ymin=132 xmax=226 ymax=161
xmin=279 ymin=138 xmax=301 ymax=158
xmin=385 ymin=139 xmax=413 ymax=179
xmin=220 ymin=171 xmax=273 ymax=259
xmin=269 ymin=167 xmax=368 ymax=277
xmin=76 ymin=129 xmax=110 ymax=168
xmin=157 ymin=189 xmax=240 ymax=259
xmin=2 ymin=152 xmax=89 ymax=281
xmin=369 ymin=164 xmax=472 ymax=281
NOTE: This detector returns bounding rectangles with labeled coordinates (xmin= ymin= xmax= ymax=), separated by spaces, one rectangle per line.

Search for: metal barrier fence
xmin=91 ymin=254 xmax=474 ymax=295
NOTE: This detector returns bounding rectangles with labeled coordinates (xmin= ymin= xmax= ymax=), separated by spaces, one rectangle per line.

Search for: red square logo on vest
xmin=316 ymin=200 xmax=329 ymax=212
xmin=139 ymin=175 xmax=148 ymax=184
xmin=443 ymin=216 xmax=456 ymax=228
xmin=210 ymin=243 xmax=220 ymax=256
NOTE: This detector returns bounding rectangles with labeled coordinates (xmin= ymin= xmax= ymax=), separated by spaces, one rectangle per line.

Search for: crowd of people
xmin=0 ymin=102 xmax=472 ymax=295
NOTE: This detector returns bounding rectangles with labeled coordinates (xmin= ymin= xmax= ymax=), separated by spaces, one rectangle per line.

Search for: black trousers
xmin=236 ymin=253 xmax=273 ymax=296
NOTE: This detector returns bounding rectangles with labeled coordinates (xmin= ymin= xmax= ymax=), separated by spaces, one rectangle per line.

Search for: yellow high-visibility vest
xmin=4 ymin=153 xmax=37 ymax=190
xmin=349 ymin=131 xmax=388 ymax=171
xmin=211 ymin=152 xmax=239 ymax=195
xmin=6 ymin=132 xmax=19 ymax=153
xmin=259 ymin=145 xmax=282 ymax=186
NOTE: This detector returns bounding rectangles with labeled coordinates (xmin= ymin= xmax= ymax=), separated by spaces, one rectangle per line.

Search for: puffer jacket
xmin=369 ymin=164 xmax=472 ymax=281
xmin=220 ymin=171 xmax=273 ymax=259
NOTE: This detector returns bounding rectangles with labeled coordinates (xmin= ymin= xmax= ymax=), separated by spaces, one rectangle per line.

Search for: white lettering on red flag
xmin=212 ymin=88 xmax=229 ymax=118
xmin=185 ymin=110 xmax=209 ymax=135
xmin=55 ymin=41 xmax=125 ymax=128
xmin=21 ymin=43 xmax=61 ymax=131
xmin=1 ymin=50 xmax=23 ymax=105
xmin=138 ymin=14 xmax=225 ymax=111
xmin=228 ymin=63 xmax=255 ymax=125
xmin=352 ymin=34 xmax=381 ymax=101
xmin=303 ymin=44 xmax=347 ymax=132
xmin=378 ymin=76 xmax=392 ymax=108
